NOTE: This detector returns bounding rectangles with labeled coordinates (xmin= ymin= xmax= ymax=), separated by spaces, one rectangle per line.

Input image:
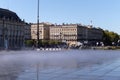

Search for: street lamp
xmin=36 ymin=1 xmax=40 ymax=80
xmin=37 ymin=0 xmax=40 ymax=48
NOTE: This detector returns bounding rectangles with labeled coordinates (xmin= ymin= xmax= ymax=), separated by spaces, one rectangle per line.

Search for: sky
xmin=0 ymin=0 xmax=120 ymax=34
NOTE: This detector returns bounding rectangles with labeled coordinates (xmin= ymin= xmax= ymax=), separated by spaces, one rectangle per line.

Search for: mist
xmin=0 ymin=50 xmax=120 ymax=80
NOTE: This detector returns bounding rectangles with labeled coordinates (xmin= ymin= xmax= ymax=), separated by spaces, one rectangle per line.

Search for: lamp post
xmin=36 ymin=1 xmax=40 ymax=80
xmin=37 ymin=0 xmax=40 ymax=48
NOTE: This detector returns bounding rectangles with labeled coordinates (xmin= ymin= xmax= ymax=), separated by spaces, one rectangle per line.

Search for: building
xmin=50 ymin=24 xmax=78 ymax=45
xmin=50 ymin=25 xmax=62 ymax=41
xmin=24 ymin=23 xmax=31 ymax=40
xmin=31 ymin=22 xmax=103 ymax=47
xmin=31 ymin=23 xmax=50 ymax=40
xmin=0 ymin=8 xmax=26 ymax=49
xmin=50 ymin=24 xmax=103 ymax=46
xmin=77 ymin=25 xmax=103 ymax=45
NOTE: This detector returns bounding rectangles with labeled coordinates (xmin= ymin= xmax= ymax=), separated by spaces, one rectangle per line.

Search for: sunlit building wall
xmin=50 ymin=24 xmax=78 ymax=45
xmin=31 ymin=23 xmax=50 ymax=40
xmin=50 ymin=24 xmax=103 ymax=45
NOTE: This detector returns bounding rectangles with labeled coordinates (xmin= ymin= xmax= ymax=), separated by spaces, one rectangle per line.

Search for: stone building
xmin=24 ymin=23 xmax=31 ymax=40
xmin=49 ymin=24 xmax=103 ymax=46
xmin=31 ymin=23 xmax=50 ymax=40
xmin=77 ymin=25 xmax=103 ymax=45
xmin=50 ymin=24 xmax=78 ymax=45
xmin=50 ymin=25 xmax=62 ymax=41
xmin=0 ymin=8 xmax=26 ymax=49
xmin=31 ymin=22 xmax=103 ymax=47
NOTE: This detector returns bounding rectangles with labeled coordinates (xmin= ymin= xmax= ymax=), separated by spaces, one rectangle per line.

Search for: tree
xmin=102 ymin=30 xmax=119 ymax=46
xmin=41 ymin=40 xmax=49 ymax=47
xmin=25 ymin=40 xmax=34 ymax=47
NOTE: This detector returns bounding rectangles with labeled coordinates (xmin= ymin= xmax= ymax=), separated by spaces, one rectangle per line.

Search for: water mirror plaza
xmin=0 ymin=50 xmax=120 ymax=80
xmin=1 ymin=0 xmax=120 ymax=80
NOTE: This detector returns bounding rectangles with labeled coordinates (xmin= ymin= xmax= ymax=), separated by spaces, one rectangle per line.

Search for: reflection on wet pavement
xmin=17 ymin=60 xmax=120 ymax=80
xmin=0 ymin=50 xmax=120 ymax=80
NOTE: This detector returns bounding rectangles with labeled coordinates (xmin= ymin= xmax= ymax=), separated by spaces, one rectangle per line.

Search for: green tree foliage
xmin=49 ymin=40 xmax=55 ymax=45
xmin=103 ymin=30 xmax=119 ymax=46
xmin=25 ymin=40 xmax=34 ymax=47
xmin=41 ymin=40 xmax=49 ymax=47
xmin=49 ymin=40 xmax=61 ymax=46
xmin=24 ymin=39 xmax=62 ymax=47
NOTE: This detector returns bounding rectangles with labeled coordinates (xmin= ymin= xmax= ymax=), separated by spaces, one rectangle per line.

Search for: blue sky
xmin=0 ymin=0 xmax=120 ymax=34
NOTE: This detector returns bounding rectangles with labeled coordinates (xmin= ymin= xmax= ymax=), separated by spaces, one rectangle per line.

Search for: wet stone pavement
xmin=0 ymin=50 xmax=120 ymax=80
xmin=17 ymin=59 xmax=120 ymax=80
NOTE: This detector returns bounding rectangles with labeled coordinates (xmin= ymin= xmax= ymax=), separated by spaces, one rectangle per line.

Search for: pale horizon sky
xmin=0 ymin=0 xmax=120 ymax=34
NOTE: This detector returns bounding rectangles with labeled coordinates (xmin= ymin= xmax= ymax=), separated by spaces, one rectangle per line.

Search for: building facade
xmin=77 ymin=25 xmax=103 ymax=45
xmin=50 ymin=24 xmax=78 ymax=45
xmin=49 ymin=24 xmax=103 ymax=46
xmin=0 ymin=8 xmax=26 ymax=49
xmin=50 ymin=25 xmax=62 ymax=41
xmin=24 ymin=23 xmax=31 ymax=40
xmin=31 ymin=23 xmax=50 ymax=40
xmin=31 ymin=22 xmax=103 ymax=46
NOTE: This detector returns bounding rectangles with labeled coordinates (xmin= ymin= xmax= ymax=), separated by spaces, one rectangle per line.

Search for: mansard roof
xmin=0 ymin=8 xmax=21 ymax=21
